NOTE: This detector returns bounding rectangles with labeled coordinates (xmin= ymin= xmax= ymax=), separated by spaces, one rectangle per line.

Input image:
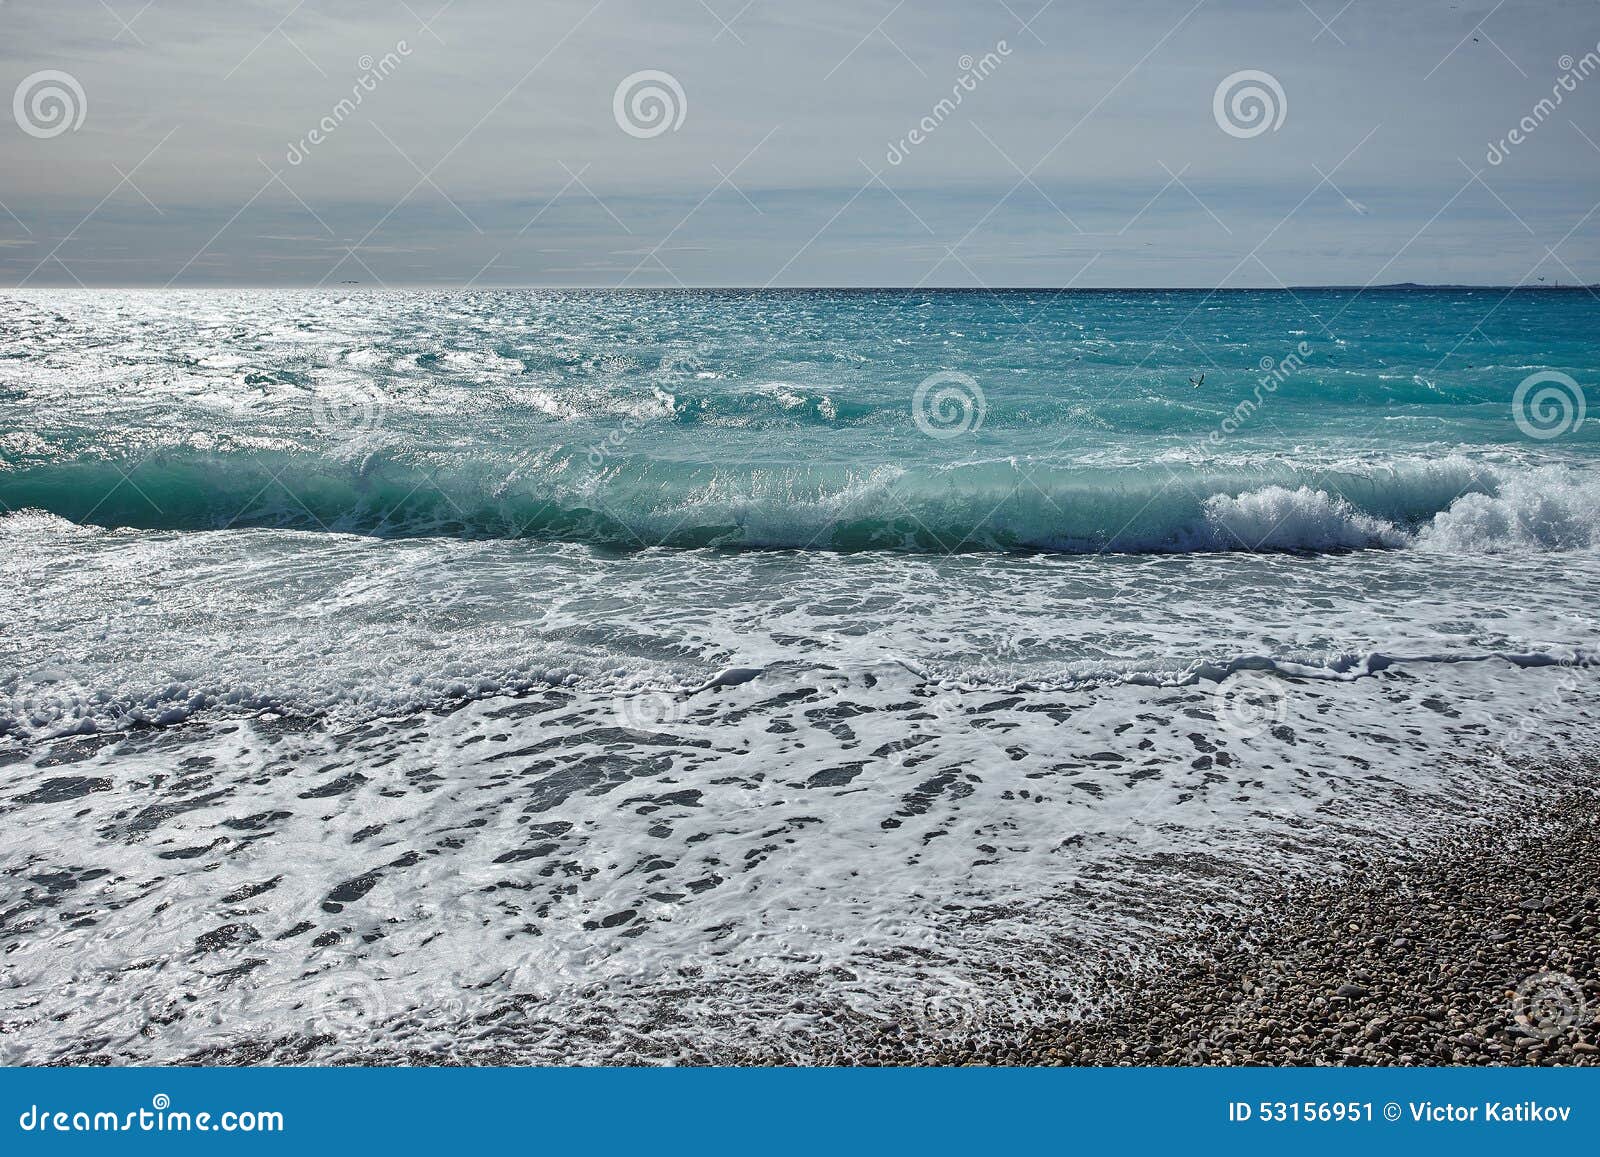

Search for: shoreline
xmin=29 ymin=788 xmax=1600 ymax=1067
xmin=947 ymin=786 xmax=1599 ymax=1066
xmin=9 ymin=675 xmax=1597 ymax=1068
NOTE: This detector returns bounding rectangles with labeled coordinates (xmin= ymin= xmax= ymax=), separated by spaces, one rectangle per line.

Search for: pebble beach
xmin=954 ymin=787 xmax=1600 ymax=1067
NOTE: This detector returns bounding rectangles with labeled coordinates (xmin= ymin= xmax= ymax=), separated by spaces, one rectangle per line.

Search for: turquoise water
xmin=1 ymin=288 xmax=1597 ymax=1064
xmin=2 ymin=288 xmax=1595 ymax=551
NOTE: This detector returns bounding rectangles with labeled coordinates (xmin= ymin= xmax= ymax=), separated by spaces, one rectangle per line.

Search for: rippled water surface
xmin=1 ymin=288 xmax=1596 ymax=1063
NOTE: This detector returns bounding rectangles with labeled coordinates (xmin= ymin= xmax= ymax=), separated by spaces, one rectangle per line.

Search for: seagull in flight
xmin=1189 ymin=372 xmax=1205 ymax=389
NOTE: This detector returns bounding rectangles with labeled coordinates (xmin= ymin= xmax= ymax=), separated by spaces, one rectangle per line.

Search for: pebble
xmin=933 ymin=790 xmax=1600 ymax=1068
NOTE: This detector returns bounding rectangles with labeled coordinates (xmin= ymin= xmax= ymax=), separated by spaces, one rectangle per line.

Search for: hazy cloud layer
xmin=1 ymin=0 xmax=1597 ymax=285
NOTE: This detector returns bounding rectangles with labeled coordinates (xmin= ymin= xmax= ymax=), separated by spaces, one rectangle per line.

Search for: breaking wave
xmin=3 ymin=447 xmax=1595 ymax=554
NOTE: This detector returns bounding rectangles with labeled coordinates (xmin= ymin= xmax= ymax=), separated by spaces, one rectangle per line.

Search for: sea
xmin=1 ymin=287 xmax=1596 ymax=1063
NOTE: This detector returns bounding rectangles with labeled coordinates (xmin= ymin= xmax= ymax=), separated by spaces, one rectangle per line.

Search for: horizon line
xmin=4 ymin=282 xmax=1596 ymax=293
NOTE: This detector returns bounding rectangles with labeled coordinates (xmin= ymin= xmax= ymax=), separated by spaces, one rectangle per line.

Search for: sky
xmin=1 ymin=0 xmax=1598 ymax=287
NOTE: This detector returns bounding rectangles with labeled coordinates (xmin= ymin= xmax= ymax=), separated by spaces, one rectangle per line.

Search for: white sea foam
xmin=1 ymin=655 xmax=1593 ymax=1065
xmin=1418 ymin=466 xmax=1600 ymax=552
xmin=4 ymin=504 xmax=1600 ymax=740
xmin=1201 ymin=485 xmax=1411 ymax=550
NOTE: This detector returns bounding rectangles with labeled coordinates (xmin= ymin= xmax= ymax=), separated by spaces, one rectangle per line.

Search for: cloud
xmin=0 ymin=0 xmax=1595 ymax=285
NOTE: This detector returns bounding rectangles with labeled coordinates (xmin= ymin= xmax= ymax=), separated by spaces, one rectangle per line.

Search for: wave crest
xmin=1201 ymin=486 xmax=1411 ymax=550
xmin=1 ymin=450 xmax=1594 ymax=555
